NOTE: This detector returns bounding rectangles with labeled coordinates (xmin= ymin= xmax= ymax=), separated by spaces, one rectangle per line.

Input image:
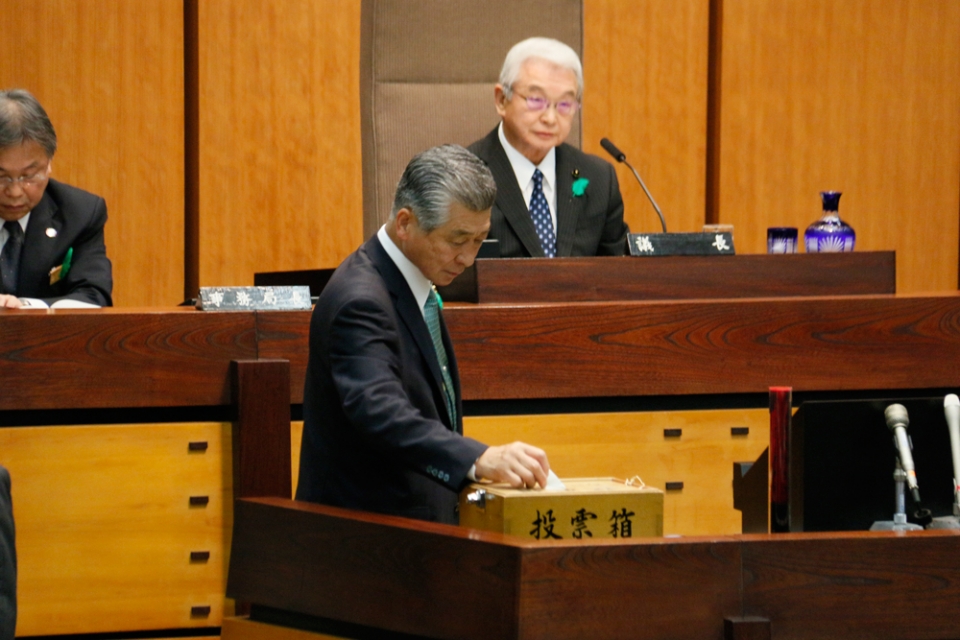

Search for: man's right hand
xmin=475 ymin=442 xmax=550 ymax=489
xmin=0 ymin=295 xmax=22 ymax=309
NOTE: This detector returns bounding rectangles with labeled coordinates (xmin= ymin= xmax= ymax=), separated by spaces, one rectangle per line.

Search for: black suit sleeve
xmin=328 ymin=293 xmax=486 ymax=490
xmin=0 ymin=466 xmax=16 ymax=640
xmin=42 ymin=195 xmax=112 ymax=307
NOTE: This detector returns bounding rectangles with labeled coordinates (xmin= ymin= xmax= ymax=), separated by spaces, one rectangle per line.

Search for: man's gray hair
xmin=391 ymin=144 xmax=496 ymax=231
xmin=0 ymin=89 xmax=57 ymax=157
xmin=499 ymin=37 xmax=583 ymax=99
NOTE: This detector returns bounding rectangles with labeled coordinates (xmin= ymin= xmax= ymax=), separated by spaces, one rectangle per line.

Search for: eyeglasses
xmin=512 ymin=90 xmax=580 ymax=117
xmin=0 ymin=169 xmax=48 ymax=190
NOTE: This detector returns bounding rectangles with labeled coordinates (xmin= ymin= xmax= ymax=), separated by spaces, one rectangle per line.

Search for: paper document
xmin=545 ymin=470 xmax=566 ymax=491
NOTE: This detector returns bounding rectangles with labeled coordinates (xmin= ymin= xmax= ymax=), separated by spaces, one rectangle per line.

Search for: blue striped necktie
xmin=529 ymin=168 xmax=556 ymax=257
xmin=424 ymin=289 xmax=457 ymax=427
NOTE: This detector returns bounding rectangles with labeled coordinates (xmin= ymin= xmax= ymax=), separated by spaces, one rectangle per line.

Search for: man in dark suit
xmin=296 ymin=145 xmax=550 ymax=525
xmin=0 ymin=89 xmax=112 ymax=309
xmin=468 ymin=37 xmax=628 ymax=258
xmin=0 ymin=465 xmax=15 ymax=640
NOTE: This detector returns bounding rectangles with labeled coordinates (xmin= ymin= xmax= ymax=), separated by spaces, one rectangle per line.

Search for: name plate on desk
xmin=197 ymin=286 xmax=312 ymax=311
xmin=628 ymin=232 xmax=735 ymax=256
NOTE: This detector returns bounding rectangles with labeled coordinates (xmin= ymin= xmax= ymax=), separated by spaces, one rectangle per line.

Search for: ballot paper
xmin=545 ymin=469 xmax=566 ymax=491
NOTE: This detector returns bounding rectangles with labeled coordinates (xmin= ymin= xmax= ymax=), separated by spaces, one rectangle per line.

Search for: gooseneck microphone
xmin=884 ymin=403 xmax=921 ymax=505
xmin=600 ymin=138 xmax=667 ymax=233
xmin=945 ymin=394 xmax=960 ymax=516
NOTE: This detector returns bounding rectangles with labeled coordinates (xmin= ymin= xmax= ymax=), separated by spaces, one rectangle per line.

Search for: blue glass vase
xmin=804 ymin=191 xmax=855 ymax=252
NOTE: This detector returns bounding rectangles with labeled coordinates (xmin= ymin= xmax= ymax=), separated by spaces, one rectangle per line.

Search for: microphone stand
xmin=620 ymin=159 xmax=667 ymax=233
xmin=600 ymin=137 xmax=733 ymax=256
xmin=870 ymin=459 xmax=924 ymax=532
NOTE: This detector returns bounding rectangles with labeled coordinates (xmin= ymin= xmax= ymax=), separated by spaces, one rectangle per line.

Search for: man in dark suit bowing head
xmin=296 ymin=144 xmax=550 ymax=525
xmin=0 ymin=89 xmax=112 ymax=309
xmin=469 ymin=37 xmax=628 ymax=258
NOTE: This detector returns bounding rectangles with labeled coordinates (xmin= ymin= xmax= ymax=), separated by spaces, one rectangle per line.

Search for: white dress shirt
xmin=377 ymin=225 xmax=432 ymax=318
xmin=498 ymin=122 xmax=558 ymax=233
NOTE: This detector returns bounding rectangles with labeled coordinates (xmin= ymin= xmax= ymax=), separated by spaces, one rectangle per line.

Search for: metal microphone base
xmin=870 ymin=519 xmax=924 ymax=532
xmin=928 ymin=515 xmax=960 ymax=529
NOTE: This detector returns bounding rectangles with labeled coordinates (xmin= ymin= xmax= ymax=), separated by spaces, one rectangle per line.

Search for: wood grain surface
xmin=5 ymin=295 xmax=960 ymax=412
xmin=0 ymin=422 xmax=232 ymax=636
xmin=517 ymin=540 xmax=741 ymax=639
xmin=228 ymin=497 xmax=960 ymax=640
xmin=0 ymin=309 xmax=256 ymax=409
xmin=232 ymin=360 xmax=292 ymax=499
xmin=583 ymin=0 xmax=710 ymax=235
xmin=0 ymin=0 xmax=185 ymax=307
xmin=717 ymin=0 xmax=960 ymax=294
xmin=445 ymin=294 xmax=960 ymax=399
xmin=197 ymin=0 xmax=363 ymax=288
xmin=742 ymin=533 xmax=960 ymax=639
xmin=227 ymin=498 xmax=523 ymax=640
xmin=256 ymin=310 xmax=311 ymax=403
xmin=464 ymin=409 xmax=770 ymax=536
xmin=450 ymin=252 xmax=895 ymax=303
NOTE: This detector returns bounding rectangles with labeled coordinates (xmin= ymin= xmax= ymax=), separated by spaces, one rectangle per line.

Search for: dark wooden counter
xmin=259 ymin=252 xmax=897 ymax=304
xmin=227 ymin=496 xmax=960 ymax=640
xmin=447 ymin=293 xmax=960 ymax=400
xmin=4 ymin=292 xmax=960 ymax=409
xmin=438 ymin=251 xmax=896 ymax=303
xmin=258 ymin=293 xmax=960 ymax=403
xmin=0 ymin=308 xmax=256 ymax=410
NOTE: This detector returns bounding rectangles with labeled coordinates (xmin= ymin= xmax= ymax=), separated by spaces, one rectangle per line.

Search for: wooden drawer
xmin=0 ymin=422 xmax=232 ymax=636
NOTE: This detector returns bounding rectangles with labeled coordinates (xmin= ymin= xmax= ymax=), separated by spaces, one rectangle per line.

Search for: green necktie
xmin=424 ymin=289 xmax=457 ymax=427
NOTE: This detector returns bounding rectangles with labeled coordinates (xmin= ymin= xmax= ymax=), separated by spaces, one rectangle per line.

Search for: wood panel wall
xmin=2 ymin=1 xmax=957 ymax=299
xmin=583 ymin=0 xmax=711 ymax=235
xmin=716 ymin=0 xmax=960 ymax=293
xmin=0 ymin=0 xmax=184 ymax=307
xmin=196 ymin=0 xmax=363 ymax=289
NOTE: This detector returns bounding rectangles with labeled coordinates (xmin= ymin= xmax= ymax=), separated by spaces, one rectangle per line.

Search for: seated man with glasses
xmin=468 ymin=37 xmax=628 ymax=258
xmin=0 ymin=89 xmax=112 ymax=309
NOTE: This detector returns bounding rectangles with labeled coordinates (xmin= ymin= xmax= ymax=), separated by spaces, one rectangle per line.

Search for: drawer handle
xmin=731 ymin=427 xmax=749 ymax=436
xmin=663 ymin=428 xmax=682 ymax=438
xmin=190 ymin=551 xmax=210 ymax=562
xmin=190 ymin=605 xmax=211 ymax=618
xmin=665 ymin=481 xmax=684 ymax=491
xmin=188 ymin=441 xmax=208 ymax=452
xmin=189 ymin=496 xmax=210 ymax=507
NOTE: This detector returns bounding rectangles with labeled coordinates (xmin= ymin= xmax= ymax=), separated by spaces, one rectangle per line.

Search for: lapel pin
xmin=571 ymin=169 xmax=580 ymax=179
xmin=46 ymin=227 xmax=57 ymax=238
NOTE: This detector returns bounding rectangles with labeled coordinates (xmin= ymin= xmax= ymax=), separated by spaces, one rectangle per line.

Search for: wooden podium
xmin=256 ymin=251 xmax=896 ymax=304
xmin=225 ymin=497 xmax=960 ymax=640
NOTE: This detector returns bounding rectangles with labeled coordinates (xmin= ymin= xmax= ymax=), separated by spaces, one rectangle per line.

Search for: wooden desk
xmin=226 ymin=497 xmax=960 ymax=640
xmin=0 ymin=308 xmax=290 ymax=636
xmin=254 ymin=293 xmax=960 ymax=404
xmin=3 ymin=290 xmax=959 ymax=636
xmin=257 ymin=252 xmax=897 ymax=304
xmin=438 ymin=251 xmax=896 ymax=303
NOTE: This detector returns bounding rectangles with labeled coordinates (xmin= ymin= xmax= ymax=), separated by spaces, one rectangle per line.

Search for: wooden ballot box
xmin=459 ymin=478 xmax=663 ymax=540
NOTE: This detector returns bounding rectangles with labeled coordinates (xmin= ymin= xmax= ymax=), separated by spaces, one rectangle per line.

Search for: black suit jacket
xmin=12 ymin=179 xmax=113 ymax=306
xmin=295 ymin=235 xmax=487 ymax=524
xmin=0 ymin=466 xmax=15 ymax=640
xmin=468 ymin=127 xmax=628 ymax=258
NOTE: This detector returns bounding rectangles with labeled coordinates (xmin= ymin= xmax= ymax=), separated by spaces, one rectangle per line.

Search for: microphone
xmin=945 ymin=394 xmax=960 ymax=515
xmin=884 ymin=403 xmax=921 ymax=505
xmin=600 ymin=138 xmax=667 ymax=233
